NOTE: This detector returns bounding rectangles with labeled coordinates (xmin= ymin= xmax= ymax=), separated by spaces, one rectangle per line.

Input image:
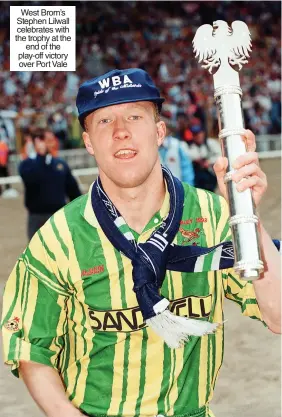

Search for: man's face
xmin=82 ymin=101 xmax=166 ymax=188
xmin=34 ymin=137 xmax=47 ymax=155
xmin=194 ymin=131 xmax=205 ymax=144
xmin=44 ymin=131 xmax=57 ymax=152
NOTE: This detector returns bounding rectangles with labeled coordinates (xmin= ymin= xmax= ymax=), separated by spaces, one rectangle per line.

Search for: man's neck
xmin=100 ymin=166 xmax=166 ymax=234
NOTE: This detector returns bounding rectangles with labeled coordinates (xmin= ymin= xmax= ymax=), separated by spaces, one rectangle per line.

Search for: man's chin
xmin=99 ymin=163 xmax=158 ymax=189
xmin=112 ymin=176 xmax=146 ymax=189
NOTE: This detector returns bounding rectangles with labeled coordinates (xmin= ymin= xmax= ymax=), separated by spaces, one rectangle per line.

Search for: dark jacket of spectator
xmin=19 ymin=154 xmax=81 ymax=214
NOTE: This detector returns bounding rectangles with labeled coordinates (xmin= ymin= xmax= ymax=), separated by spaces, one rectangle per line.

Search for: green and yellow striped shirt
xmin=2 ymin=183 xmax=263 ymax=417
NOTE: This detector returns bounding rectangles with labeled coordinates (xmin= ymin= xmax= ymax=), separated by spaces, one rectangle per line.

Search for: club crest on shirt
xmin=4 ymin=317 xmax=20 ymax=332
xmin=56 ymin=163 xmax=64 ymax=171
xmin=179 ymin=227 xmax=202 ymax=246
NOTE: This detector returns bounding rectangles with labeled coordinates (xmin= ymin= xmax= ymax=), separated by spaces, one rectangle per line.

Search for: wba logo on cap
xmin=98 ymin=75 xmax=133 ymax=88
xmin=94 ymin=75 xmax=142 ymax=98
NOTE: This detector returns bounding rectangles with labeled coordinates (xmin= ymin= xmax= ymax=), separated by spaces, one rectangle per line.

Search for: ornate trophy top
xmin=193 ymin=20 xmax=252 ymax=88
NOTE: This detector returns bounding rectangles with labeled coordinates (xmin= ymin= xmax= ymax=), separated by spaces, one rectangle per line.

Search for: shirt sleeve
xmin=216 ymin=196 xmax=263 ymax=323
xmin=1 ymin=226 xmax=71 ymax=377
xmin=221 ymin=268 xmax=263 ymax=322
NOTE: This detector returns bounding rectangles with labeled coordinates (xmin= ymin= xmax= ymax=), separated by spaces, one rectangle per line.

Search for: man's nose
xmin=112 ymin=119 xmax=131 ymax=141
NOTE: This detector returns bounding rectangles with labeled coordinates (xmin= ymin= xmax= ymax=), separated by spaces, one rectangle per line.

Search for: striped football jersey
xmin=1 ymin=182 xmax=263 ymax=417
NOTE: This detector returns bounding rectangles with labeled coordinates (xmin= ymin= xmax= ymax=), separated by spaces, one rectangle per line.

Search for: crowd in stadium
xmin=0 ymin=1 xmax=281 ymax=155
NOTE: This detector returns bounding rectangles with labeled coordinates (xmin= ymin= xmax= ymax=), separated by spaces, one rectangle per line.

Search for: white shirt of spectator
xmin=188 ymin=138 xmax=221 ymax=166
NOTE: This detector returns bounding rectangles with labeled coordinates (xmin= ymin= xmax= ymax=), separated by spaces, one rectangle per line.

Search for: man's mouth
xmin=114 ymin=149 xmax=137 ymax=159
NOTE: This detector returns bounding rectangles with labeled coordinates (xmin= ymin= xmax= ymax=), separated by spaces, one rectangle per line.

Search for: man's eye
xmin=99 ymin=118 xmax=111 ymax=124
xmin=129 ymin=115 xmax=141 ymax=120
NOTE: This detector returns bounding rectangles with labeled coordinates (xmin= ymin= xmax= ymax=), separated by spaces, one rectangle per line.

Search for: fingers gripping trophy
xmin=193 ymin=20 xmax=263 ymax=280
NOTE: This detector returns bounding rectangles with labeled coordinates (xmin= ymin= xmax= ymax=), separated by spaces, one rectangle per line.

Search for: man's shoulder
xmin=60 ymin=192 xmax=87 ymax=218
xmin=43 ymin=192 xmax=88 ymax=233
xmin=52 ymin=156 xmax=70 ymax=168
xmin=19 ymin=156 xmax=35 ymax=166
xmin=182 ymin=182 xmax=226 ymax=212
xmin=18 ymin=156 xmax=37 ymax=173
xmin=23 ymin=193 xmax=89 ymax=276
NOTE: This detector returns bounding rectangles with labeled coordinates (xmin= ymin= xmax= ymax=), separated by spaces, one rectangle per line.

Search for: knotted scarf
xmin=91 ymin=166 xmax=280 ymax=348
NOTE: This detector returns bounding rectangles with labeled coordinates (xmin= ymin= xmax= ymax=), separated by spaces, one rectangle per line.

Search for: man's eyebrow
xmin=132 ymin=103 xmax=153 ymax=109
xmin=94 ymin=104 xmax=150 ymax=117
xmin=129 ymin=104 xmax=147 ymax=109
xmin=127 ymin=104 xmax=153 ymax=112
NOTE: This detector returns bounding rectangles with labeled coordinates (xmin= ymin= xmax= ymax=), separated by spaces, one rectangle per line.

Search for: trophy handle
xmin=214 ymin=86 xmax=264 ymax=280
xmin=193 ymin=20 xmax=264 ymax=280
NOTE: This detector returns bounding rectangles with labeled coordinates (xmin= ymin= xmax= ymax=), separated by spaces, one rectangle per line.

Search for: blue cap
xmin=76 ymin=68 xmax=165 ymax=127
xmin=190 ymin=125 xmax=204 ymax=134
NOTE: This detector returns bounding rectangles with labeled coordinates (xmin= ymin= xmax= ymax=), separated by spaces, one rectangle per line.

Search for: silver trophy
xmin=193 ymin=20 xmax=263 ymax=280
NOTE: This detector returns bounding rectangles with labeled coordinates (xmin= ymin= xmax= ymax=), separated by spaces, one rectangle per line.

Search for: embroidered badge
xmin=56 ymin=163 xmax=64 ymax=171
xmin=221 ymin=246 xmax=234 ymax=259
xmin=180 ymin=217 xmax=207 ymax=225
xmin=179 ymin=227 xmax=202 ymax=246
xmin=4 ymin=317 xmax=20 ymax=332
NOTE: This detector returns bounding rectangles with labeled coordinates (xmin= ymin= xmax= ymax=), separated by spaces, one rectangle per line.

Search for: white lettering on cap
xmin=124 ymin=75 xmax=133 ymax=84
xmin=112 ymin=76 xmax=122 ymax=86
xmin=98 ymin=75 xmax=133 ymax=89
xmin=98 ymin=78 xmax=110 ymax=88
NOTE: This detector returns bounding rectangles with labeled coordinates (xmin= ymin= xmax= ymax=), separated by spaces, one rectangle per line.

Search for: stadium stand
xmin=0 ymin=2 xmax=280 ymax=163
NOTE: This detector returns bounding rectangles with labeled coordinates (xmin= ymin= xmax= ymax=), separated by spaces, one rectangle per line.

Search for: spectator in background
xmin=175 ymin=112 xmax=193 ymax=143
xmin=187 ymin=125 xmax=220 ymax=192
xmin=249 ymin=102 xmax=271 ymax=136
xmin=0 ymin=137 xmax=10 ymax=195
xmin=270 ymin=93 xmax=281 ymax=134
xmin=20 ymin=129 xmax=36 ymax=160
xmin=19 ymin=128 xmax=81 ymax=241
xmin=48 ymin=112 xmax=68 ymax=149
xmin=0 ymin=1 xmax=280 ymax=144
xmin=43 ymin=129 xmax=59 ymax=157
xmin=159 ymin=127 xmax=194 ymax=185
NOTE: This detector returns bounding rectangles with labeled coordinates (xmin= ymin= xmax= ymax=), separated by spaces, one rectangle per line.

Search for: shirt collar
xmin=80 ymin=182 xmax=100 ymax=228
xmin=81 ymin=180 xmax=170 ymax=231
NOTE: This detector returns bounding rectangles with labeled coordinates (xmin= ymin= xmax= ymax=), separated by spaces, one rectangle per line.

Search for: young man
xmin=19 ymin=128 xmax=81 ymax=240
xmin=1 ymin=68 xmax=281 ymax=417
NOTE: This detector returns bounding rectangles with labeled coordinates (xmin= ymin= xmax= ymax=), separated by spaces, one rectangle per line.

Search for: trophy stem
xmin=214 ymin=86 xmax=264 ymax=280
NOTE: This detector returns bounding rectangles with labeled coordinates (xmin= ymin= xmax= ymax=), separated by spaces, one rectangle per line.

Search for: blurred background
xmin=0 ymin=1 xmax=281 ymax=417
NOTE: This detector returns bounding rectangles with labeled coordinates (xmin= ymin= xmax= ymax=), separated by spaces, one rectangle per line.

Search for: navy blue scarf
xmin=91 ymin=166 xmax=280 ymax=347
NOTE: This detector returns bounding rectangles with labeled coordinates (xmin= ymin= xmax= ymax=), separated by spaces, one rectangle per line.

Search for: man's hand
xmin=213 ymin=129 xmax=267 ymax=207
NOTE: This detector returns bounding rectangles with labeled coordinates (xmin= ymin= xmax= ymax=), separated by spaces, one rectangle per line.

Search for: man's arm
xmin=252 ymin=224 xmax=281 ymax=333
xmin=214 ymin=129 xmax=281 ymax=333
xmin=19 ymin=157 xmax=43 ymax=183
xmin=20 ymin=361 xmax=83 ymax=417
xmin=1 ymin=230 xmax=78 ymax=414
xmin=64 ymin=163 xmax=82 ymax=201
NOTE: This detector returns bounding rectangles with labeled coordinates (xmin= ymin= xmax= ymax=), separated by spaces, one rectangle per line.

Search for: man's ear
xmin=82 ymin=131 xmax=95 ymax=156
xmin=156 ymin=121 xmax=167 ymax=147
